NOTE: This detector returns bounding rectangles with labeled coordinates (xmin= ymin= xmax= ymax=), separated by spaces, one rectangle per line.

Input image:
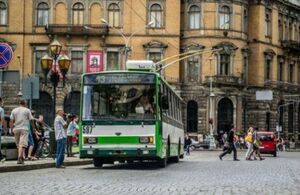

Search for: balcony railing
xmin=281 ymin=40 xmax=300 ymax=54
xmin=204 ymin=75 xmax=245 ymax=87
xmin=45 ymin=24 xmax=109 ymax=36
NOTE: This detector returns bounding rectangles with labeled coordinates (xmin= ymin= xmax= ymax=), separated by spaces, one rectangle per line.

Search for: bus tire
xmin=174 ymin=142 xmax=180 ymax=163
xmin=93 ymin=158 xmax=103 ymax=168
xmin=158 ymin=157 xmax=167 ymax=168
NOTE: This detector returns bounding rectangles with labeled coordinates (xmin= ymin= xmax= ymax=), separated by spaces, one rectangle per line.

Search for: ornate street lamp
xmin=40 ymin=39 xmax=71 ymax=120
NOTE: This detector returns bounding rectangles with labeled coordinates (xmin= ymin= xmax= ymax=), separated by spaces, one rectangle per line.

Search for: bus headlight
xmin=139 ymin=136 xmax=154 ymax=144
xmin=87 ymin=137 xmax=97 ymax=144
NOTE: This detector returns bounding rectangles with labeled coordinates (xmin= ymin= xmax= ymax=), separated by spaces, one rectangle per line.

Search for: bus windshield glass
xmin=82 ymin=73 xmax=156 ymax=121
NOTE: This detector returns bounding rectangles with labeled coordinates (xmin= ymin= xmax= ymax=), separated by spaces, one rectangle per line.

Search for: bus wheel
xmin=173 ymin=143 xmax=180 ymax=163
xmin=158 ymin=157 xmax=167 ymax=168
xmin=93 ymin=158 xmax=103 ymax=168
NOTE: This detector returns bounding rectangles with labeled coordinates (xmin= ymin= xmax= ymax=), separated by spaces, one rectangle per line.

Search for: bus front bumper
xmin=80 ymin=148 xmax=157 ymax=160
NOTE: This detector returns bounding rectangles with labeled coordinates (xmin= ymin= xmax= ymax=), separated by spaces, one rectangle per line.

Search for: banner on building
xmin=87 ymin=51 xmax=103 ymax=73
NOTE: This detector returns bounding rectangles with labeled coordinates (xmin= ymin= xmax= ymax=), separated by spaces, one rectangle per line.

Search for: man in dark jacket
xmin=219 ymin=124 xmax=239 ymax=161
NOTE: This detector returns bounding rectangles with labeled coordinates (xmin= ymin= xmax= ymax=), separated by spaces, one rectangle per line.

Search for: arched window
xmin=108 ymin=3 xmax=120 ymax=27
xmin=189 ymin=5 xmax=200 ymax=29
xmin=64 ymin=91 xmax=81 ymax=116
xmin=73 ymin=2 xmax=84 ymax=25
xmin=217 ymin=98 xmax=233 ymax=134
xmin=0 ymin=1 xmax=7 ymax=25
xmin=37 ymin=2 xmax=49 ymax=26
xmin=32 ymin=92 xmax=54 ymax=125
xmin=187 ymin=100 xmax=198 ymax=133
xmin=150 ymin=4 xmax=163 ymax=28
xmin=219 ymin=6 xmax=230 ymax=29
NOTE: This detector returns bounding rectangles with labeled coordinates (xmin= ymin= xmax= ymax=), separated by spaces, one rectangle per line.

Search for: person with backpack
xmin=219 ymin=124 xmax=240 ymax=161
xmin=245 ymin=127 xmax=254 ymax=160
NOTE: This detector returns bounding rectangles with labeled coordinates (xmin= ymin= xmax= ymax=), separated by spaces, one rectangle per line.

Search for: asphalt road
xmin=0 ymin=151 xmax=300 ymax=195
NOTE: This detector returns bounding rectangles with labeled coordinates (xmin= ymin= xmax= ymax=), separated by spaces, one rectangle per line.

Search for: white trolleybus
xmin=79 ymin=60 xmax=184 ymax=168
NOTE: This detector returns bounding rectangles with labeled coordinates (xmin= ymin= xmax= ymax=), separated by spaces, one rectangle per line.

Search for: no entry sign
xmin=0 ymin=43 xmax=13 ymax=68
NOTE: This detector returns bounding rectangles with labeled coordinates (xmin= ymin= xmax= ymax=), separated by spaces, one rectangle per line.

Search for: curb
xmin=0 ymin=159 xmax=93 ymax=173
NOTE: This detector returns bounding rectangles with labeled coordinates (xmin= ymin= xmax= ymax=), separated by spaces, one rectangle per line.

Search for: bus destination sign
xmin=84 ymin=73 xmax=156 ymax=84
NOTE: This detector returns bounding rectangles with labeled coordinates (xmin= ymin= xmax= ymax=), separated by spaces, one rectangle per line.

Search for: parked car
xmin=189 ymin=138 xmax=210 ymax=150
xmin=257 ymin=131 xmax=277 ymax=157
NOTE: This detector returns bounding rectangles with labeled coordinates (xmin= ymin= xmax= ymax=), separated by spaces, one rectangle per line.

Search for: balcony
xmin=45 ymin=24 xmax=109 ymax=37
xmin=204 ymin=75 xmax=245 ymax=87
xmin=264 ymin=80 xmax=300 ymax=92
xmin=281 ymin=40 xmax=300 ymax=55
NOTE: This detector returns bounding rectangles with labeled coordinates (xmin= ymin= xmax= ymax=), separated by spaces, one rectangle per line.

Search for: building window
xmin=37 ymin=2 xmax=49 ymax=26
xmin=150 ymin=4 xmax=163 ymax=28
xmin=35 ymin=50 xmax=48 ymax=74
xmin=219 ymin=54 xmax=230 ymax=75
xmin=289 ymin=22 xmax=293 ymax=40
xmin=294 ymin=24 xmax=298 ymax=41
xmin=219 ymin=5 xmax=230 ymax=30
xmin=148 ymin=52 xmax=162 ymax=63
xmin=266 ymin=112 xmax=270 ymax=131
xmin=187 ymin=55 xmax=200 ymax=81
xmin=298 ymin=64 xmax=300 ymax=84
xmin=288 ymin=104 xmax=294 ymax=133
xmin=108 ymin=3 xmax=120 ymax=27
xmin=243 ymin=9 xmax=248 ymax=32
xmin=71 ymin=51 xmax=83 ymax=73
xmin=278 ymin=60 xmax=284 ymax=81
xmin=289 ymin=63 xmax=294 ymax=83
xmin=106 ymin=51 xmax=119 ymax=70
xmin=265 ymin=8 xmax=271 ymax=37
xmin=0 ymin=1 xmax=7 ymax=25
xmin=285 ymin=21 xmax=289 ymax=40
xmin=278 ymin=15 xmax=283 ymax=40
xmin=73 ymin=3 xmax=84 ymax=25
xmin=189 ymin=5 xmax=200 ymax=30
xmin=265 ymin=58 xmax=272 ymax=81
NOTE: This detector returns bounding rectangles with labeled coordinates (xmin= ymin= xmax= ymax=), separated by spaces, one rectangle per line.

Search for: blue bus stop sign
xmin=0 ymin=43 xmax=13 ymax=68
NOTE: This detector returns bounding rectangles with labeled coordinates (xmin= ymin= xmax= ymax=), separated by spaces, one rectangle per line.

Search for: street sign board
xmin=256 ymin=90 xmax=273 ymax=100
xmin=22 ymin=76 xmax=40 ymax=100
xmin=0 ymin=43 xmax=13 ymax=68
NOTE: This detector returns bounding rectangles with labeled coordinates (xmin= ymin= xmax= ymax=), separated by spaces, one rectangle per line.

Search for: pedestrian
xmin=219 ymin=124 xmax=240 ymax=161
xmin=32 ymin=114 xmax=44 ymax=157
xmin=0 ymin=97 xmax=7 ymax=162
xmin=249 ymin=127 xmax=264 ymax=160
xmin=10 ymin=100 xmax=35 ymax=164
xmin=245 ymin=127 xmax=254 ymax=160
xmin=26 ymin=110 xmax=37 ymax=161
xmin=54 ymin=108 xmax=67 ymax=168
xmin=184 ymin=134 xmax=192 ymax=155
xmin=66 ymin=114 xmax=79 ymax=157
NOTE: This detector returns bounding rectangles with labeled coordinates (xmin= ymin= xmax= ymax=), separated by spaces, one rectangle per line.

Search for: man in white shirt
xmin=0 ymin=97 xmax=7 ymax=162
xmin=10 ymin=100 xmax=34 ymax=164
xmin=54 ymin=108 xmax=67 ymax=168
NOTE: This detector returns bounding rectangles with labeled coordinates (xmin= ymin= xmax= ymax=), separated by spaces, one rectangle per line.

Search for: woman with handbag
xmin=250 ymin=128 xmax=265 ymax=161
xmin=245 ymin=127 xmax=254 ymax=160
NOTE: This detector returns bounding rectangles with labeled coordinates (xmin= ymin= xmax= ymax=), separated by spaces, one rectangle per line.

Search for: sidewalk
xmin=0 ymin=154 xmax=92 ymax=173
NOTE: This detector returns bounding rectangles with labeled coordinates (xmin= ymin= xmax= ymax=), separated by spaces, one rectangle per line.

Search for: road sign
xmin=0 ymin=43 xmax=13 ymax=68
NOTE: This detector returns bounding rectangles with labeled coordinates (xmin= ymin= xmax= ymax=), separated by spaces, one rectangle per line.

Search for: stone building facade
xmin=0 ymin=0 xmax=300 ymax=141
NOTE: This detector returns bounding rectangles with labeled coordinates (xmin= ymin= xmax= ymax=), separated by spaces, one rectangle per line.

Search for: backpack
xmin=245 ymin=132 xmax=253 ymax=143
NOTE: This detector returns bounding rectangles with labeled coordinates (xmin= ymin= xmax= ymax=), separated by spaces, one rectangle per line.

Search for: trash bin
xmin=49 ymin=131 xmax=57 ymax=158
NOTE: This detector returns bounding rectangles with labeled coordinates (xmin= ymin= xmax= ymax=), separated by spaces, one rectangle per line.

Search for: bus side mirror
xmin=161 ymin=95 xmax=169 ymax=110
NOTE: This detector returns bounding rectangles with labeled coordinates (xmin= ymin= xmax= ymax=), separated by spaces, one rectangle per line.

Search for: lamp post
xmin=101 ymin=19 xmax=154 ymax=69
xmin=208 ymin=56 xmax=216 ymax=149
xmin=41 ymin=39 xmax=71 ymax=120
